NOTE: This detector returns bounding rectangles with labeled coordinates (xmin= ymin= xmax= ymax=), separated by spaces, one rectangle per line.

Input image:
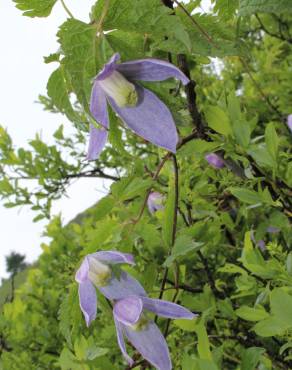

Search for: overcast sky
xmin=0 ymin=0 xmax=212 ymax=280
xmin=0 ymin=0 xmax=112 ymax=279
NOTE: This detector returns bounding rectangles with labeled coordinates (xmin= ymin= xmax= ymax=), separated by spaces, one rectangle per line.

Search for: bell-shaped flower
xmin=205 ymin=153 xmax=225 ymax=169
xmin=113 ymin=295 xmax=196 ymax=369
xmin=88 ymin=53 xmax=189 ymax=160
xmin=75 ymin=251 xmax=146 ymax=327
xmin=147 ymin=191 xmax=165 ymax=214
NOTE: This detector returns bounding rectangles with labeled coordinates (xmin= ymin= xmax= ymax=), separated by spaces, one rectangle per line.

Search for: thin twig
xmin=177 ymin=54 xmax=205 ymax=137
xmin=156 ymin=155 xmax=179 ymax=329
xmin=60 ymin=0 xmax=75 ymax=18
xmin=172 ymin=0 xmax=218 ymax=48
xmin=239 ymin=57 xmax=282 ymax=119
xmin=133 ymin=152 xmax=172 ymax=224
xmin=255 ymin=14 xmax=292 ymax=44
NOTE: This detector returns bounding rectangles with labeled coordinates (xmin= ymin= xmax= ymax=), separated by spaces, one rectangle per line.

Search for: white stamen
xmin=99 ymin=70 xmax=138 ymax=107
xmin=88 ymin=256 xmax=111 ymax=287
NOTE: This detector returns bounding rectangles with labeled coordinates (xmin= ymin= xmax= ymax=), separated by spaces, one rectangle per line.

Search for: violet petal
xmin=147 ymin=192 xmax=164 ymax=214
xmin=99 ymin=271 xmax=147 ymax=300
xmin=93 ymin=251 xmax=135 ymax=265
xmin=123 ymin=321 xmax=171 ymax=370
xmin=117 ymin=58 xmax=189 ymax=85
xmin=75 ymin=257 xmax=90 ymax=283
xmin=114 ymin=316 xmax=134 ymax=366
xmin=90 ymin=80 xmax=109 ymax=129
xmin=205 ymin=153 xmax=225 ymax=169
xmin=87 ymin=125 xmax=108 ymax=160
xmin=113 ymin=296 xmax=143 ymax=326
xmin=96 ymin=53 xmax=120 ymax=80
xmin=108 ymin=84 xmax=178 ymax=153
xmin=78 ymin=279 xmax=97 ymax=327
xmin=141 ymin=297 xmax=196 ymax=320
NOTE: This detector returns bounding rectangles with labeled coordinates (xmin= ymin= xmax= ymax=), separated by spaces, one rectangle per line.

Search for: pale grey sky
xmin=0 ymin=0 xmax=212 ymax=279
xmin=0 ymin=0 xmax=111 ymax=279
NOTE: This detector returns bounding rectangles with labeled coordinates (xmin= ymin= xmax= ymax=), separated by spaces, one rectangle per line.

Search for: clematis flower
xmin=147 ymin=191 xmax=165 ymax=214
xmin=75 ymin=251 xmax=146 ymax=326
xmin=257 ymin=240 xmax=266 ymax=251
xmin=266 ymin=226 xmax=280 ymax=234
xmin=88 ymin=53 xmax=189 ymax=160
xmin=113 ymin=295 xmax=196 ymax=369
xmin=205 ymin=153 xmax=225 ymax=169
xmin=287 ymin=114 xmax=292 ymax=134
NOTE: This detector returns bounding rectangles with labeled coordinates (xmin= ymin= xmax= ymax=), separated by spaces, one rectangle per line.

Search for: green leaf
xmin=13 ymin=0 xmax=57 ymax=17
xmin=47 ymin=67 xmax=78 ymax=122
xmin=227 ymin=92 xmax=250 ymax=147
xmin=229 ymin=188 xmax=262 ymax=205
xmin=90 ymin=196 xmax=115 ymax=221
xmin=205 ymin=106 xmax=232 ymax=137
xmin=195 ymin=320 xmax=212 ymax=361
xmin=236 ymin=306 xmax=269 ymax=322
xmin=239 ymin=0 xmax=292 ymax=15
xmin=265 ymin=123 xmax=279 ymax=163
xmin=241 ymin=347 xmax=265 ymax=370
xmin=164 ymin=234 xmax=203 ymax=267
xmin=57 ymin=19 xmax=98 ymax=111
xmin=253 ymin=289 xmax=292 ymax=337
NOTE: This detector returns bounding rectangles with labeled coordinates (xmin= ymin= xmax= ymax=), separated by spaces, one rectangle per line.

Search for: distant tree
xmin=5 ymin=252 xmax=27 ymax=301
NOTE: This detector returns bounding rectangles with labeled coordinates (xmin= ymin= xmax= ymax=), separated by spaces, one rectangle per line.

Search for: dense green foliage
xmin=1 ymin=0 xmax=292 ymax=369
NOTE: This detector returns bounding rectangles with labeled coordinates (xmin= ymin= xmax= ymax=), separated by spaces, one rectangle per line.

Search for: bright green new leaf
xmin=13 ymin=0 xmax=57 ymax=17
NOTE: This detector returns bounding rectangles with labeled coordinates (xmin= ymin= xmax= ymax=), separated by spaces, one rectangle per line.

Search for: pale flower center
xmin=99 ymin=70 xmax=138 ymax=108
xmin=88 ymin=256 xmax=112 ymax=287
xmin=130 ymin=314 xmax=149 ymax=332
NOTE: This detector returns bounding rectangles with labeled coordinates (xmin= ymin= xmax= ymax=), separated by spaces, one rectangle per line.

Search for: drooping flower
xmin=257 ymin=240 xmax=266 ymax=251
xmin=205 ymin=153 xmax=225 ymax=169
xmin=113 ymin=295 xmax=196 ymax=369
xmin=88 ymin=53 xmax=190 ymax=160
xmin=266 ymin=226 xmax=280 ymax=234
xmin=287 ymin=114 xmax=292 ymax=134
xmin=75 ymin=251 xmax=146 ymax=326
xmin=147 ymin=191 xmax=165 ymax=214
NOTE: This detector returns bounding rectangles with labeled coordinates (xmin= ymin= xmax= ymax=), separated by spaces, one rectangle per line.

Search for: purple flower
xmin=257 ymin=240 xmax=266 ymax=251
xmin=205 ymin=153 xmax=225 ymax=169
xmin=147 ymin=192 xmax=165 ymax=214
xmin=87 ymin=53 xmax=189 ymax=160
xmin=266 ymin=226 xmax=280 ymax=234
xmin=113 ymin=295 xmax=196 ymax=369
xmin=75 ymin=251 xmax=146 ymax=326
xmin=287 ymin=114 xmax=292 ymax=134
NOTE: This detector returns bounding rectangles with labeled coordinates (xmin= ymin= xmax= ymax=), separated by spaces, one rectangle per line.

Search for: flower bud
xmin=99 ymin=70 xmax=138 ymax=107
xmin=87 ymin=256 xmax=112 ymax=287
xmin=205 ymin=153 xmax=225 ymax=169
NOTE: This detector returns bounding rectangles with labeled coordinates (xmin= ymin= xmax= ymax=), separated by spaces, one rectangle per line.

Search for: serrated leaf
xmin=13 ymin=0 xmax=57 ymax=17
xmin=47 ymin=67 xmax=78 ymax=122
xmin=57 ymin=19 xmax=98 ymax=112
xmin=239 ymin=0 xmax=292 ymax=15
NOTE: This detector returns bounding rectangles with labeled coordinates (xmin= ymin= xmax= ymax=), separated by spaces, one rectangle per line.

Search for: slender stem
xmin=60 ymin=0 xmax=75 ymax=19
xmin=133 ymin=152 xmax=171 ymax=224
xmin=155 ymin=155 xmax=179 ymax=328
xmin=96 ymin=0 xmax=110 ymax=32
xmin=177 ymin=54 xmax=205 ymax=137
xmin=172 ymin=0 xmax=218 ymax=48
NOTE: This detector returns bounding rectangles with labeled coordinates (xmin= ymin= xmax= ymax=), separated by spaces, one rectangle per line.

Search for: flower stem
xmin=60 ymin=0 xmax=75 ymax=19
xmin=96 ymin=0 xmax=110 ymax=32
